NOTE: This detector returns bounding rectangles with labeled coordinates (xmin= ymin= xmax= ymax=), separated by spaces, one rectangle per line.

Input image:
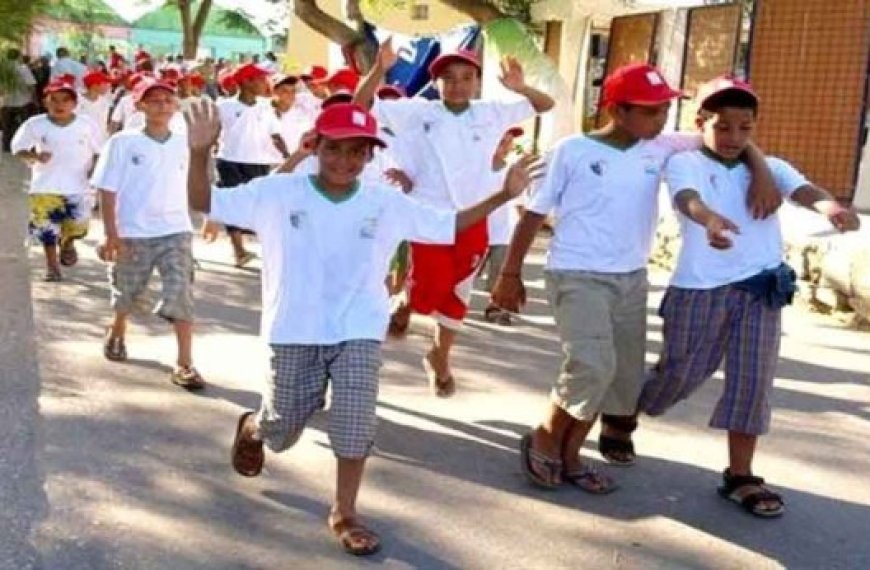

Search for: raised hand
xmin=297 ymin=129 xmax=317 ymax=156
xmin=826 ymin=203 xmax=861 ymax=233
xmin=184 ymin=99 xmax=220 ymax=152
xmin=705 ymin=212 xmax=740 ymax=249
xmin=376 ymin=37 xmax=398 ymax=71
xmin=498 ymin=56 xmax=526 ymax=92
xmin=502 ymin=154 xmax=545 ymax=199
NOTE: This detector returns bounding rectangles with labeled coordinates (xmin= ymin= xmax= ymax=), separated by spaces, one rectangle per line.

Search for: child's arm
xmin=271 ymin=134 xmax=290 ymax=161
xmin=185 ymin=102 xmax=221 ymax=213
xmin=353 ymin=38 xmax=397 ymax=110
xmin=98 ymin=190 xmax=123 ymax=261
xmin=498 ymin=57 xmax=555 ymax=113
xmin=744 ymin=143 xmax=782 ymax=220
xmin=790 ymin=184 xmax=861 ymax=232
xmin=272 ymin=130 xmax=316 ymax=174
xmin=455 ymin=155 xmax=544 ymax=232
xmin=674 ymin=189 xmax=740 ymax=250
xmin=490 ymin=210 xmax=547 ymax=312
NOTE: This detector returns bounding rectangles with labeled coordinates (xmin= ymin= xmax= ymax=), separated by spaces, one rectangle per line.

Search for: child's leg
xmin=110 ymin=310 xmax=128 ymax=339
xmin=172 ymin=320 xmax=193 ymax=368
xmin=728 ymin=431 xmax=758 ymax=475
xmin=43 ymin=244 xmax=60 ymax=272
xmin=324 ymin=340 xmax=382 ymax=554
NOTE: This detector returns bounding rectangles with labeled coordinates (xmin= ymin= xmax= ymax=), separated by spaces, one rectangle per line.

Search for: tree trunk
xmin=178 ymin=0 xmax=214 ymax=59
xmin=293 ymin=0 xmax=375 ymax=72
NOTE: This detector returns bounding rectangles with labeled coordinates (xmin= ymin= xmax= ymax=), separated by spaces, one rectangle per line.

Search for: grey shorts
xmin=256 ymin=340 xmax=382 ymax=459
xmin=109 ymin=232 xmax=195 ymax=322
xmin=546 ymin=269 xmax=648 ymax=420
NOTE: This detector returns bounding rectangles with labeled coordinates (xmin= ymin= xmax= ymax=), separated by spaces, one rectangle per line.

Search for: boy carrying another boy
xmin=184 ymin=101 xmax=541 ymax=556
xmin=91 ymin=78 xmax=205 ymax=391
xmin=354 ymin=39 xmax=554 ymax=397
xmin=12 ymin=76 xmax=102 ymax=281
xmin=613 ymin=76 xmax=859 ymax=517
xmin=492 ymin=64 xmax=781 ymax=493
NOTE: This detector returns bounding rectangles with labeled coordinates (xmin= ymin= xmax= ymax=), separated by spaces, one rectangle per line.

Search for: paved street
xmin=2 ymin=162 xmax=869 ymax=569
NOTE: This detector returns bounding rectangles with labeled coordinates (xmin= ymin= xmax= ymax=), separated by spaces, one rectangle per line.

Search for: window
xmin=411 ymin=1 xmax=429 ymax=21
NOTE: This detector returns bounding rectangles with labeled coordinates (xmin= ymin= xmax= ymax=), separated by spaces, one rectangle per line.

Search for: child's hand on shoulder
xmin=35 ymin=151 xmax=52 ymax=164
xmin=705 ymin=212 xmax=740 ymax=249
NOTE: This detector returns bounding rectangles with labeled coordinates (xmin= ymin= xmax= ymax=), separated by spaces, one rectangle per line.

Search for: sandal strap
xmin=601 ymin=414 xmax=638 ymax=433
xmin=722 ymin=470 xmax=766 ymax=492
xmin=599 ymin=435 xmax=635 ymax=455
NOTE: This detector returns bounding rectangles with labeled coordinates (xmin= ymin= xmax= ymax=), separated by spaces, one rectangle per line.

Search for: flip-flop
xmin=598 ymin=435 xmax=636 ymax=467
xmin=234 ymin=251 xmax=256 ymax=268
xmin=231 ymin=411 xmax=264 ymax=477
xmin=43 ymin=269 xmax=63 ymax=282
xmin=422 ymin=354 xmax=455 ymax=398
xmin=519 ymin=433 xmax=561 ymax=489
xmin=563 ymin=466 xmax=618 ymax=495
xmin=388 ymin=302 xmax=411 ymax=338
xmin=329 ymin=518 xmax=382 ymax=556
xmin=59 ymin=243 xmax=78 ymax=267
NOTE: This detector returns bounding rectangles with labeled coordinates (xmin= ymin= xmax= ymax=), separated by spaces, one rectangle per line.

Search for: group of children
xmin=11 ymin=35 xmax=861 ymax=556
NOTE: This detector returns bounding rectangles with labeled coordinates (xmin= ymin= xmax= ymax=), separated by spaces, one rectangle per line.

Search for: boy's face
xmin=698 ymin=106 xmax=756 ymax=160
xmin=316 ymin=137 xmax=374 ymax=188
xmin=90 ymin=82 xmax=110 ymax=96
xmin=136 ymin=88 xmax=179 ymax=124
xmin=243 ymin=76 xmax=269 ymax=97
xmin=273 ymin=83 xmax=297 ymax=107
xmin=613 ymin=102 xmax=671 ymax=140
xmin=45 ymin=91 xmax=77 ymax=120
xmin=436 ymin=62 xmax=480 ymax=106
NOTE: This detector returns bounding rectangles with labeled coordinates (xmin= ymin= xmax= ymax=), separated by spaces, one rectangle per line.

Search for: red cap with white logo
xmin=314 ymin=103 xmax=385 ymax=148
xmin=601 ymin=63 xmax=683 ymax=107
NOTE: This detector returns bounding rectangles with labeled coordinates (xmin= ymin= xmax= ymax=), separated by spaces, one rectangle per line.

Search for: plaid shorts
xmin=109 ymin=232 xmax=195 ymax=322
xmin=638 ymin=285 xmax=781 ymax=435
xmin=29 ymin=193 xmax=91 ymax=246
xmin=257 ymin=340 xmax=382 ymax=459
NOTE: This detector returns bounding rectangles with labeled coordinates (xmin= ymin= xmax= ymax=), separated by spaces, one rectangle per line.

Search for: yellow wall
xmin=285 ymin=0 xmax=471 ymax=70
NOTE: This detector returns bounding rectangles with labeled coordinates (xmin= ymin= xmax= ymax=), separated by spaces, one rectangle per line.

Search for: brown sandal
xmin=231 ymin=411 xmax=264 ymax=477
xmin=329 ymin=516 xmax=382 ymax=556
xmin=59 ymin=243 xmax=78 ymax=267
xmin=422 ymin=353 xmax=455 ymax=398
xmin=103 ymin=330 xmax=127 ymax=361
xmin=387 ymin=302 xmax=411 ymax=338
xmin=170 ymin=366 xmax=206 ymax=391
xmin=563 ymin=466 xmax=618 ymax=495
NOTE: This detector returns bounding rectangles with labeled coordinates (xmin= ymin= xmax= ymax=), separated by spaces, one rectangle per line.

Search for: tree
xmin=0 ymin=0 xmax=48 ymax=93
xmin=156 ymin=0 xmax=214 ymax=59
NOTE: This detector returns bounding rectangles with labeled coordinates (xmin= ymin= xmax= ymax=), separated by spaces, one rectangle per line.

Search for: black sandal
xmin=103 ymin=330 xmax=127 ymax=362
xmin=598 ymin=415 xmax=638 ymax=466
xmin=717 ymin=469 xmax=785 ymax=518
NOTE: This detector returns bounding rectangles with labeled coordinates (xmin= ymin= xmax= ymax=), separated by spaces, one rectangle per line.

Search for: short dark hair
xmin=56 ymin=47 xmax=69 ymax=58
xmin=700 ymin=89 xmax=758 ymax=115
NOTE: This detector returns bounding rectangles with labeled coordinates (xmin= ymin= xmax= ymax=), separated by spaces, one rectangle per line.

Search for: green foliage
xmin=0 ymin=0 xmax=48 ymax=44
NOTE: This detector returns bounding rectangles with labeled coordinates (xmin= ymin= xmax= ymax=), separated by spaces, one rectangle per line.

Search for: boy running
xmin=184 ymin=101 xmax=541 ymax=556
xmin=492 ymin=64 xmax=781 ymax=493
xmin=613 ymin=76 xmax=859 ymax=516
xmin=355 ymin=39 xmax=555 ymax=397
xmin=77 ymin=70 xmax=112 ymax=143
xmin=91 ymin=79 xmax=205 ymax=391
xmin=11 ymin=76 xmax=102 ymax=281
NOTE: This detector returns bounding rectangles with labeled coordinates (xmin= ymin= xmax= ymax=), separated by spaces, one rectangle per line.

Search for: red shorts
xmin=408 ymin=220 xmax=488 ymax=329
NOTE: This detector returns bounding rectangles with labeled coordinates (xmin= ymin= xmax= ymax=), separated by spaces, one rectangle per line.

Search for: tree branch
xmin=294 ymin=0 xmax=361 ymax=46
xmin=192 ymin=0 xmax=213 ymax=37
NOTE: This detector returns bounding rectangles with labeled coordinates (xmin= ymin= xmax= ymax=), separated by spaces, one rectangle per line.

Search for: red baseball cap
xmin=315 ymin=68 xmax=360 ymax=92
xmin=181 ymin=72 xmax=206 ymax=89
xmin=321 ymin=89 xmax=354 ymax=108
xmin=160 ymin=67 xmax=181 ymax=82
xmin=233 ymin=63 xmax=270 ymax=85
xmin=43 ymin=75 xmax=77 ymax=99
xmin=601 ymin=63 xmax=682 ymax=107
xmin=696 ymin=75 xmax=759 ymax=109
xmin=83 ymin=70 xmax=111 ymax=89
xmin=300 ymin=65 xmax=328 ymax=81
xmin=428 ymin=49 xmax=481 ymax=79
xmin=132 ymin=79 xmax=177 ymax=103
xmin=315 ymin=103 xmax=385 ymax=148
xmin=218 ymin=69 xmax=237 ymax=91
xmin=376 ymin=84 xmax=406 ymax=99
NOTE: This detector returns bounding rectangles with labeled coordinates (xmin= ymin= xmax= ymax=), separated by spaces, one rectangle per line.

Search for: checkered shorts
xmin=109 ymin=232 xmax=195 ymax=322
xmin=638 ymin=285 xmax=781 ymax=435
xmin=256 ymin=340 xmax=382 ymax=459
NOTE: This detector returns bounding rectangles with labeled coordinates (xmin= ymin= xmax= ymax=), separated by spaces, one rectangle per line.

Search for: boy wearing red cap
xmin=91 ymin=79 xmax=205 ymax=391
xmin=215 ymin=62 xmax=288 ymax=267
xmin=355 ymin=39 xmax=555 ymax=397
xmin=612 ymin=76 xmax=860 ymax=517
xmin=78 ymin=70 xmax=112 ymax=143
xmin=492 ymin=64 xmax=781 ymax=493
xmin=11 ymin=78 xmax=102 ymax=281
xmin=185 ymin=100 xmax=541 ymax=556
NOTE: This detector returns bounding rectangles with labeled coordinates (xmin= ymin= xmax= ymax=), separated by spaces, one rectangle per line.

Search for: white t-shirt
xmin=6 ymin=63 xmax=36 ymax=107
xmin=209 ymin=174 xmax=456 ymax=344
xmin=90 ymin=130 xmax=193 ymax=238
xmin=485 ymin=166 xmax=516 ymax=245
xmin=76 ymin=94 xmax=111 ymax=144
xmin=110 ymin=94 xmax=135 ymax=126
xmin=10 ymin=114 xmax=102 ymax=195
xmin=666 ymin=151 xmax=808 ymax=289
xmin=216 ymin=97 xmax=282 ymax=164
xmin=265 ymin=104 xmax=315 ymax=165
xmin=372 ymin=98 xmax=536 ymax=210
xmin=528 ymin=133 xmax=700 ymax=273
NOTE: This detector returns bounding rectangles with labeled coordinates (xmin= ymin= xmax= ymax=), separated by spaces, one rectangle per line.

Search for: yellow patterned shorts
xmin=29 ymin=193 xmax=91 ymax=247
